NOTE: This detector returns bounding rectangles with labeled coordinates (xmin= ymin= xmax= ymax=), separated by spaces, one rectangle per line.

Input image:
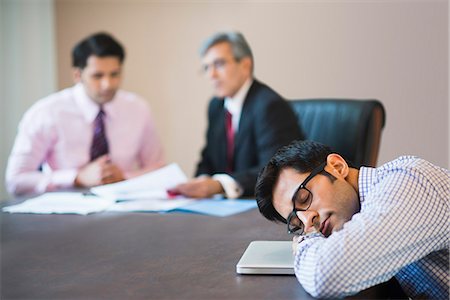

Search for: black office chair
xmin=289 ymin=99 xmax=386 ymax=167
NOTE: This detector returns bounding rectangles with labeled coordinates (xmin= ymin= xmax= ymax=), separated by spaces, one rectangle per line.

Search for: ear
xmin=240 ymin=56 xmax=253 ymax=74
xmin=73 ymin=68 xmax=82 ymax=83
xmin=326 ymin=153 xmax=349 ymax=179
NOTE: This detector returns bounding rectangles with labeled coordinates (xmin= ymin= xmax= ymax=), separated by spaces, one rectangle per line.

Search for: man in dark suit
xmin=172 ymin=31 xmax=303 ymax=198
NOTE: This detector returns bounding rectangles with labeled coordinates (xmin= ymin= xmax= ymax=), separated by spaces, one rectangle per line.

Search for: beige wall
xmin=2 ymin=0 xmax=447 ymax=199
xmin=56 ymin=0 xmax=449 ymax=177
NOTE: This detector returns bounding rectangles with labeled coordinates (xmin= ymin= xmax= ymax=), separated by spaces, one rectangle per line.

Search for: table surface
xmin=1 ymin=202 xmax=405 ymax=299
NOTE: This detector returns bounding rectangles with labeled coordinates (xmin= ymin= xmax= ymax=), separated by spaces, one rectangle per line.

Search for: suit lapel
xmin=234 ymin=80 xmax=258 ymax=147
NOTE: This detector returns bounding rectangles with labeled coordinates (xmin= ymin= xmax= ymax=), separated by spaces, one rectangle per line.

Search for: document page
xmin=90 ymin=163 xmax=187 ymax=201
xmin=2 ymin=193 xmax=113 ymax=215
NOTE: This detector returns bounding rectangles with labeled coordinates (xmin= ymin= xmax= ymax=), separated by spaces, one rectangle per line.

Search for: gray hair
xmin=199 ymin=31 xmax=253 ymax=64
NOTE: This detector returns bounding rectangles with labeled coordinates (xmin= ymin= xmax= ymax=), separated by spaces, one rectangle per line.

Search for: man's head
xmin=199 ymin=31 xmax=253 ymax=98
xmin=72 ymin=32 xmax=125 ymax=105
xmin=255 ymin=140 xmax=360 ymax=237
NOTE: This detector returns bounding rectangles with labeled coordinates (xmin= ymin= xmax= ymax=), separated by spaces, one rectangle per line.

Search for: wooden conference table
xmin=1 ymin=199 xmax=406 ymax=299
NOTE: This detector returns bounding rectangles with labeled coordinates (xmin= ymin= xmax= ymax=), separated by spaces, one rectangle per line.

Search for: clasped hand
xmin=75 ymin=155 xmax=125 ymax=187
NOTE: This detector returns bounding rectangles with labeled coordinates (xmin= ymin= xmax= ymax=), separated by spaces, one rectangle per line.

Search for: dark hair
xmin=72 ymin=32 xmax=125 ymax=69
xmin=255 ymin=140 xmax=338 ymax=223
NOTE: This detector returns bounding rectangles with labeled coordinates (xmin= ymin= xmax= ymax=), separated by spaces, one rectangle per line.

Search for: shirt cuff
xmin=212 ymin=174 xmax=243 ymax=199
xmin=47 ymin=169 xmax=79 ymax=191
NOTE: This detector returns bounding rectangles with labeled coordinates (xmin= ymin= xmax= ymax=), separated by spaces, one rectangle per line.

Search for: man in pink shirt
xmin=6 ymin=32 xmax=165 ymax=195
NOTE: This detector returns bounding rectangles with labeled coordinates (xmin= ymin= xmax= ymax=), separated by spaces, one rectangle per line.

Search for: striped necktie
xmin=90 ymin=109 xmax=109 ymax=161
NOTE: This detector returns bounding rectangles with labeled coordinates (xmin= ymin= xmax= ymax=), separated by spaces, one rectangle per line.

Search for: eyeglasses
xmin=286 ymin=162 xmax=327 ymax=235
xmin=201 ymin=58 xmax=232 ymax=74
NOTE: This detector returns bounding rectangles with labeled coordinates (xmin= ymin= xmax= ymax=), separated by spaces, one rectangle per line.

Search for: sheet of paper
xmin=111 ymin=190 xmax=168 ymax=201
xmin=2 ymin=192 xmax=114 ymax=215
xmin=173 ymin=199 xmax=258 ymax=217
xmin=107 ymin=198 xmax=194 ymax=212
xmin=90 ymin=163 xmax=187 ymax=200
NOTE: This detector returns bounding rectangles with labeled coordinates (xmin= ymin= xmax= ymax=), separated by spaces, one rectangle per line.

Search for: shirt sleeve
xmin=5 ymin=106 xmax=78 ymax=195
xmin=212 ymin=173 xmax=244 ymax=199
xmin=294 ymin=171 xmax=449 ymax=298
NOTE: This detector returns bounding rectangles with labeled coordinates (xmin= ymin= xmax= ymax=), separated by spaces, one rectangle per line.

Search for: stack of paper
xmin=90 ymin=163 xmax=195 ymax=212
xmin=91 ymin=163 xmax=187 ymax=201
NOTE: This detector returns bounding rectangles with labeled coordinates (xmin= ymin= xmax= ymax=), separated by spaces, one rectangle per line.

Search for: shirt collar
xmin=358 ymin=166 xmax=377 ymax=205
xmin=73 ymin=83 xmax=118 ymax=122
xmin=224 ymin=78 xmax=253 ymax=115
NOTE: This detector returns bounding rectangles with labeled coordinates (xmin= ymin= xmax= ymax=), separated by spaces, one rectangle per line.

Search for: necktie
xmin=225 ymin=109 xmax=234 ymax=173
xmin=90 ymin=109 xmax=109 ymax=161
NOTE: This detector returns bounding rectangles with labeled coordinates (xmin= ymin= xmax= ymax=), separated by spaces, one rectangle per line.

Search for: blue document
xmin=173 ymin=199 xmax=257 ymax=217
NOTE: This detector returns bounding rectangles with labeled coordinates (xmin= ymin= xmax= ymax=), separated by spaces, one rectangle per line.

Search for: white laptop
xmin=236 ymin=241 xmax=295 ymax=275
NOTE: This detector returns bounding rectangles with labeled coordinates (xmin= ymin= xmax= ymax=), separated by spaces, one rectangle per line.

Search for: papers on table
xmin=90 ymin=163 xmax=187 ymax=201
xmin=3 ymin=163 xmax=189 ymax=215
xmin=2 ymin=192 xmax=114 ymax=215
xmin=2 ymin=194 xmax=257 ymax=217
xmin=2 ymin=163 xmax=258 ymax=217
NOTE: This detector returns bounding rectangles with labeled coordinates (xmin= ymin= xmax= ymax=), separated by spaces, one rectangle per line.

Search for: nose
xmin=296 ymin=210 xmax=320 ymax=233
xmin=101 ymin=76 xmax=113 ymax=90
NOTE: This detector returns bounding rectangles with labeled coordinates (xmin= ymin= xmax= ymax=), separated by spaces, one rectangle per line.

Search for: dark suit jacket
xmin=196 ymin=79 xmax=304 ymax=196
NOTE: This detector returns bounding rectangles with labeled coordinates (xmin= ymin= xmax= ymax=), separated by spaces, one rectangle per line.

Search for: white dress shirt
xmin=212 ymin=78 xmax=253 ymax=199
xmin=6 ymin=83 xmax=165 ymax=195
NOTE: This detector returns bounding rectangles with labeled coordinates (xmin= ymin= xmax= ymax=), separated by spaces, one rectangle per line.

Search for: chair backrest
xmin=289 ymin=99 xmax=386 ymax=167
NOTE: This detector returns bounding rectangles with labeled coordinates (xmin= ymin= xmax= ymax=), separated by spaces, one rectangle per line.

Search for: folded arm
xmin=294 ymin=172 xmax=448 ymax=298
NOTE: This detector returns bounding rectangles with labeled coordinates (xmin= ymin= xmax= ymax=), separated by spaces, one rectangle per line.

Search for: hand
xmin=75 ymin=155 xmax=125 ymax=187
xmin=100 ymin=162 xmax=125 ymax=185
xmin=292 ymin=235 xmax=303 ymax=255
xmin=170 ymin=176 xmax=224 ymax=198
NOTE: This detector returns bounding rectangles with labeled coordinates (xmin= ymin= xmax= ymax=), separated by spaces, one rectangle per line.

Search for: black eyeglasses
xmin=286 ymin=162 xmax=327 ymax=235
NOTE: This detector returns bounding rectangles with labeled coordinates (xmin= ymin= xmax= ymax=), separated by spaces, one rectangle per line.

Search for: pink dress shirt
xmin=6 ymin=84 xmax=165 ymax=195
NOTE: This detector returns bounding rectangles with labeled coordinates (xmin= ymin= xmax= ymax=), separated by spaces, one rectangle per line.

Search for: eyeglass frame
xmin=286 ymin=161 xmax=328 ymax=235
xmin=201 ymin=58 xmax=234 ymax=74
